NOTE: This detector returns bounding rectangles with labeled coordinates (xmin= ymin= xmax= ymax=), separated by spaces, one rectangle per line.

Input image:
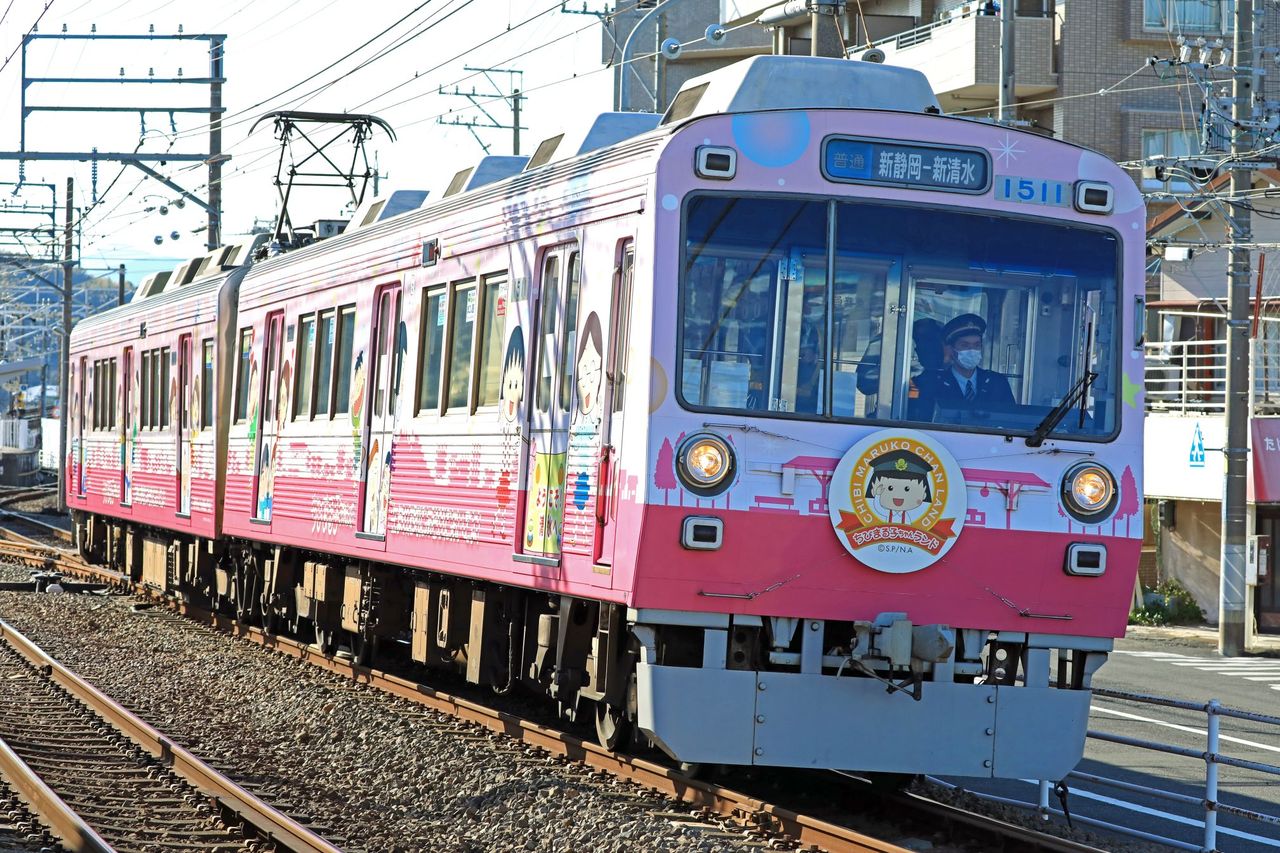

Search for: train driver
xmin=931 ymin=313 xmax=1015 ymax=412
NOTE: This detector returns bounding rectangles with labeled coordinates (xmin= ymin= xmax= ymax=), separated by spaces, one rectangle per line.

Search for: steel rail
xmin=5 ymin=533 xmax=1115 ymax=853
xmin=0 ymin=735 xmax=114 ymax=853
xmin=0 ymin=616 xmax=344 ymax=853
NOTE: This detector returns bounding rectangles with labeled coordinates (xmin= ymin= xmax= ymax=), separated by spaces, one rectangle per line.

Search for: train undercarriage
xmin=72 ymin=511 xmax=637 ymax=750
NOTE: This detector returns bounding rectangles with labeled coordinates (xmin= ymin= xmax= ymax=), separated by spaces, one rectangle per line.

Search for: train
xmin=67 ymin=54 xmax=1144 ymax=779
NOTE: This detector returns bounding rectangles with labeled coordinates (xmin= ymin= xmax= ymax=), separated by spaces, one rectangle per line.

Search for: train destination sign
xmin=822 ymin=137 xmax=990 ymax=193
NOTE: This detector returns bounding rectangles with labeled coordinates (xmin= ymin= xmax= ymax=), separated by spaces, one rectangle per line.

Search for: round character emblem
xmin=828 ymin=429 xmax=967 ymax=574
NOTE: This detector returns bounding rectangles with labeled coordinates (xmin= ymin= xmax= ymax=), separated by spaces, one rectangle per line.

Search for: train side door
xmin=177 ymin=335 xmax=192 ymax=516
xmin=253 ymin=312 xmax=284 ymax=524
xmin=594 ymin=241 xmax=634 ymax=568
xmin=359 ymin=285 xmax=402 ymax=540
xmin=517 ymin=247 xmax=574 ymax=568
xmin=121 ymin=348 xmax=133 ymax=506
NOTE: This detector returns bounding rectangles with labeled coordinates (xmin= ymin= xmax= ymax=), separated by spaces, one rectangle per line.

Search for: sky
xmin=0 ymin=0 xmax=624 ymax=281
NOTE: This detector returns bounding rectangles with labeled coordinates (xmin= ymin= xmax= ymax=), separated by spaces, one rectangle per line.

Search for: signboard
xmin=1143 ymin=416 xmax=1226 ymax=501
xmin=822 ymin=136 xmax=990 ymax=194
xmin=828 ymin=429 xmax=967 ymax=574
xmin=1252 ymin=418 xmax=1280 ymax=503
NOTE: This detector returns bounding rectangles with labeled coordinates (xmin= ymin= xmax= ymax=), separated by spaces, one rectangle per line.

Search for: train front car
xmin=630 ymin=57 xmax=1143 ymax=779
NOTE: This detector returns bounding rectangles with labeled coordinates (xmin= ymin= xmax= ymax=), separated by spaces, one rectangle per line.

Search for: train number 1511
xmin=995 ymin=175 xmax=1070 ymax=208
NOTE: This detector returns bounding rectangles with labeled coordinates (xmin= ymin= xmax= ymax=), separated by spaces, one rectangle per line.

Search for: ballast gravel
xmin=0 ymin=568 xmax=784 ymax=853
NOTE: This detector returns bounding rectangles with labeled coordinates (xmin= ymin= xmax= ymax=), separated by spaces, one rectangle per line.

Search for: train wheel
xmin=353 ymin=633 xmax=379 ymax=667
xmin=312 ymin=625 xmax=337 ymax=655
xmin=594 ymin=702 xmax=631 ymax=752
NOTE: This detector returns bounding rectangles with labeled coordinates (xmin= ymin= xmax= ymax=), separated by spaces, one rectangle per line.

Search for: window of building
xmin=474 ymin=274 xmax=507 ymax=408
xmin=234 ymin=329 xmax=252 ymax=423
xmin=334 ymin=305 xmax=356 ymax=415
xmin=201 ymin=339 xmax=214 ymax=429
xmin=417 ymin=287 xmax=446 ymax=413
xmin=446 ymin=282 xmax=477 ymax=412
xmin=1142 ymin=128 xmax=1199 ymax=192
xmin=1144 ymin=0 xmax=1234 ymax=33
xmin=314 ymin=309 xmax=335 ymax=417
xmin=295 ymin=314 xmax=315 ymax=419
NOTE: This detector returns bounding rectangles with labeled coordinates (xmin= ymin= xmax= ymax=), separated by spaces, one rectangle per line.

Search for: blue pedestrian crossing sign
xmin=1189 ymin=422 xmax=1206 ymax=468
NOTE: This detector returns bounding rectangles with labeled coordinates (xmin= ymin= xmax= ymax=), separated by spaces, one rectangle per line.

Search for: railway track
xmin=0 ymin=615 xmax=343 ymax=853
xmin=0 ymin=530 xmax=1111 ymax=853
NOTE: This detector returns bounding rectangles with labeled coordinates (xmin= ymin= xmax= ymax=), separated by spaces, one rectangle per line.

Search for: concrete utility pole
xmin=1221 ymin=0 xmax=1256 ymax=656
xmin=208 ymin=36 xmax=224 ymax=251
xmin=997 ymin=0 xmax=1016 ymax=122
xmin=117 ymin=264 xmax=125 ymax=307
xmin=56 ymin=177 xmax=72 ymax=515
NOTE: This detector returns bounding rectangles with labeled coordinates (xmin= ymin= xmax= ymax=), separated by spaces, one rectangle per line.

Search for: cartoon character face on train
xmin=500 ymin=327 xmax=525 ymax=424
xmin=575 ymin=313 xmax=603 ymax=424
xmin=868 ymin=450 xmax=934 ymax=525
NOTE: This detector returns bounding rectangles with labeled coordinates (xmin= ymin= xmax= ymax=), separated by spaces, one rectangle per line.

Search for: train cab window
xmin=678 ymin=196 xmax=1120 ymax=441
xmin=417 ymin=287 xmax=446 ymax=414
xmin=334 ymin=305 xmax=356 ymax=415
xmin=474 ymin=273 xmax=507 ymax=408
xmin=445 ymin=281 xmax=477 ymax=412
xmin=234 ymin=329 xmax=253 ymax=423
xmin=314 ymin=309 xmax=335 ymax=418
xmin=557 ymin=253 xmax=581 ymax=414
xmin=201 ymin=340 xmax=214 ymax=429
xmin=295 ymin=314 xmax=316 ymax=420
xmin=680 ymin=197 xmax=829 ymax=414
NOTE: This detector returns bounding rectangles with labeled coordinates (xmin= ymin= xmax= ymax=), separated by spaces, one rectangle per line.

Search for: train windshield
xmin=679 ymin=196 xmax=1120 ymax=440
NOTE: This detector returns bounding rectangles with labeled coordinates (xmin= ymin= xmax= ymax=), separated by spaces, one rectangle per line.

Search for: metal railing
xmin=849 ymin=5 xmax=1051 ymax=53
xmin=930 ymin=688 xmax=1280 ymax=852
xmin=1144 ymin=337 xmax=1280 ymax=415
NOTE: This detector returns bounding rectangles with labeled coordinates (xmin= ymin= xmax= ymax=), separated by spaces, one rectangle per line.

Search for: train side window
xmin=89 ymin=361 xmax=98 ymax=430
xmin=314 ymin=309 xmax=335 ymax=418
xmin=474 ymin=273 xmax=507 ymax=409
xmin=159 ymin=347 xmax=171 ymax=430
xmin=333 ymin=305 xmax=356 ymax=415
xmin=557 ymin=253 xmax=581 ymax=414
xmin=201 ymin=340 xmax=213 ymax=429
xmin=109 ymin=358 xmax=117 ymax=429
xmin=141 ymin=351 xmax=152 ymax=429
xmin=417 ymin=287 xmax=446 ymax=414
xmin=295 ymin=314 xmax=316 ymax=420
xmin=445 ymin=281 xmax=477 ymax=413
xmin=611 ymin=243 xmax=634 ymax=413
xmin=536 ymin=255 xmax=560 ymax=413
xmin=234 ymin=329 xmax=253 ymax=423
xmin=151 ymin=349 xmax=162 ymax=431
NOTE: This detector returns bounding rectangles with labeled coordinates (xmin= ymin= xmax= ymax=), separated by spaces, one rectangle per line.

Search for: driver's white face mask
xmin=955 ymin=348 xmax=983 ymax=371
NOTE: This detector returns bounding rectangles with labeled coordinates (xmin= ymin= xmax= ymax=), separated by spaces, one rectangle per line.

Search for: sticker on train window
xmin=822 ymin=136 xmax=989 ymax=193
xmin=437 ymin=299 xmax=446 ymax=326
xmin=995 ymin=175 xmax=1070 ymax=207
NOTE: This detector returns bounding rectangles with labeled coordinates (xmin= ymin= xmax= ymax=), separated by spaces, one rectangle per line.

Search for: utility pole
xmin=208 ymin=35 xmax=224 ymax=251
xmin=1221 ymin=0 xmax=1256 ymax=657
xmin=997 ymin=0 xmax=1016 ymax=122
xmin=117 ymin=264 xmax=125 ymax=306
xmin=437 ymin=67 xmax=525 ymax=156
xmin=56 ymin=177 xmax=72 ymax=515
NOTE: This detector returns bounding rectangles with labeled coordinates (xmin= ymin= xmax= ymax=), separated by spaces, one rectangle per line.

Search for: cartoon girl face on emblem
xmin=575 ymin=312 xmax=603 ymax=426
xmin=500 ymin=327 xmax=525 ymax=424
xmin=868 ymin=449 xmax=934 ymax=524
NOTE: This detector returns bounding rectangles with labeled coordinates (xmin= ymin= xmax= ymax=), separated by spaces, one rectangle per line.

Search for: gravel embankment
xmin=0 ymin=563 xmax=809 ymax=853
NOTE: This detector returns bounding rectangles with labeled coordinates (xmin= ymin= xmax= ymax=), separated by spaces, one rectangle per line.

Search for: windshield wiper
xmin=1025 ymin=370 xmax=1098 ymax=448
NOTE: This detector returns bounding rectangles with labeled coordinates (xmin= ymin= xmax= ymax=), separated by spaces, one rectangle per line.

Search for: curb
xmin=1123 ymin=624 xmax=1280 ymax=658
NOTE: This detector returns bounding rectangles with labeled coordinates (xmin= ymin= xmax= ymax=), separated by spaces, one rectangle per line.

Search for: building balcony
xmin=853 ymin=12 xmax=1057 ymax=114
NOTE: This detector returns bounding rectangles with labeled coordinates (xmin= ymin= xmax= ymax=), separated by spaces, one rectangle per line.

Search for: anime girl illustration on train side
xmin=569 ymin=312 xmax=603 ymax=513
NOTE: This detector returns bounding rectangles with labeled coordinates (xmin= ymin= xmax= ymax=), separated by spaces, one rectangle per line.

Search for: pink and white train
xmin=67 ymin=56 xmax=1144 ymax=779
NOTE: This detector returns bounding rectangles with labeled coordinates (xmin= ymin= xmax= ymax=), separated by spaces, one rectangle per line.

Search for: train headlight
xmin=1061 ymin=462 xmax=1118 ymax=522
xmin=677 ymin=432 xmax=735 ymax=495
